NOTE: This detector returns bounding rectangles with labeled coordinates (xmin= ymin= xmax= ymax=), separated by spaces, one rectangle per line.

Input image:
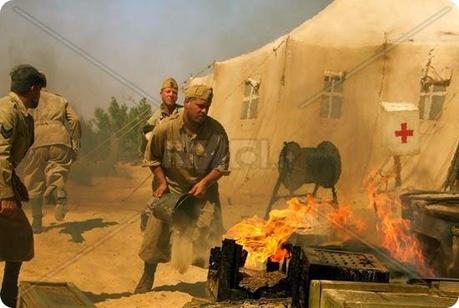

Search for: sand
xmin=2 ymin=165 xmax=230 ymax=307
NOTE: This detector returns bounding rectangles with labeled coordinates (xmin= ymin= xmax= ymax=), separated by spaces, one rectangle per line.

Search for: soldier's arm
xmin=0 ymin=105 xmax=17 ymax=200
xmin=65 ymin=102 xmax=82 ymax=152
xmin=144 ymin=123 xmax=169 ymax=196
xmin=209 ymin=129 xmax=231 ymax=176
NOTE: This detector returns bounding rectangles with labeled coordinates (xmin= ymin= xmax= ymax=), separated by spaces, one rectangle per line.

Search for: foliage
xmin=70 ymin=97 xmax=153 ymax=184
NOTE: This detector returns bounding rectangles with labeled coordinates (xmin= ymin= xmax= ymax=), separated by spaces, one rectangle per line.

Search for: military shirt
xmin=144 ymin=103 xmax=183 ymax=136
xmin=0 ymin=92 xmax=35 ymax=199
xmin=144 ymin=113 xmax=230 ymax=194
xmin=30 ymin=90 xmax=81 ymax=151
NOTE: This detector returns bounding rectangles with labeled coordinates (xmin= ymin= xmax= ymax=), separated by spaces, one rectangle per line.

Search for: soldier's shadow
xmin=83 ymin=291 xmax=132 ymax=303
xmin=44 ymin=218 xmax=118 ymax=243
xmin=152 ymin=281 xmax=207 ymax=298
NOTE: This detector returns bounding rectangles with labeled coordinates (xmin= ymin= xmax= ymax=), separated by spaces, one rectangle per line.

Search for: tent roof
xmin=290 ymin=0 xmax=459 ymax=47
xmin=219 ymin=0 xmax=459 ymax=66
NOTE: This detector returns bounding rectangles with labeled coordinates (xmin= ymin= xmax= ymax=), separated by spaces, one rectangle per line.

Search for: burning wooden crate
xmin=400 ymin=191 xmax=459 ymax=277
xmin=207 ymin=239 xmax=389 ymax=307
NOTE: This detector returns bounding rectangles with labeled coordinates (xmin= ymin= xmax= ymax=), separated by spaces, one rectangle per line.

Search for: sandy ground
xmin=2 ymin=164 xmax=382 ymax=307
xmin=3 ymin=165 xmax=228 ymax=307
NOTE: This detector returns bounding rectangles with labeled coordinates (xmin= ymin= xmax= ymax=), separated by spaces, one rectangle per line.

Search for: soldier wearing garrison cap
xmin=135 ymin=84 xmax=229 ymax=293
xmin=0 ymin=64 xmax=46 ymax=307
xmin=141 ymin=77 xmax=183 ymax=150
xmin=139 ymin=78 xmax=184 ymax=231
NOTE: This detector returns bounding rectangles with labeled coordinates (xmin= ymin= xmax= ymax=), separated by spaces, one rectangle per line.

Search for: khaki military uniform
xmin=21 ymin=90 xmax=81 ymax=200
xmin=140 ymin=103 xmax=183 ymax=154
xmin=139 ymin=113 xmax=230 ymax=263
xmin=0 ymin=92 xmax=35 ymax=262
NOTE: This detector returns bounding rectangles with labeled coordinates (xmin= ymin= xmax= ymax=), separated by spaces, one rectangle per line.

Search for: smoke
xmin=0 ymin=0 xmax=331 ymax=117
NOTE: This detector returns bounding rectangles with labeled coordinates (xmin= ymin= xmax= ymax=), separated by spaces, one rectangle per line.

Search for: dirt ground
xmin=2 ymin=164 xmax=380 ymax=307
xmin=4 ymin=164 xmax=250 ymax=308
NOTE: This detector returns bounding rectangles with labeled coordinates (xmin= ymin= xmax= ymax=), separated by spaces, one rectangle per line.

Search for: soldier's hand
xmin=189 ymin=181 xmax=207 ymax=199
xmin=0 ymin=198 xmax=19 ymax=217
xmin=154 ymin=183 xmax=169 ymax=198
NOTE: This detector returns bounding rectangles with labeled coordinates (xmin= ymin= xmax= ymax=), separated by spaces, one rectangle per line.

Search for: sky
xmin=0 ymin=0 xmax=332 ymax=117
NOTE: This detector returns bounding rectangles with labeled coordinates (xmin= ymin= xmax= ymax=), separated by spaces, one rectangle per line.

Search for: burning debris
xmin=208 ymin=171 xmax=446 ymax=306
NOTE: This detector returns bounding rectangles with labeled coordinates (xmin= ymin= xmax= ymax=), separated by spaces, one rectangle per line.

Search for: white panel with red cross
xmin=380 ymin=102 xmax=420 ymax=156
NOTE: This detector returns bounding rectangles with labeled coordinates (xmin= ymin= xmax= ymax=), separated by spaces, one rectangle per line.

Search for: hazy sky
xmin=0 ymin=0 xmax=332 ymax=117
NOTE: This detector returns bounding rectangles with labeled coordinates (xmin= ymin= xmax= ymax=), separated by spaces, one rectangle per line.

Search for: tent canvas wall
xmin=199 ymin=0 xmax=459 ymax=209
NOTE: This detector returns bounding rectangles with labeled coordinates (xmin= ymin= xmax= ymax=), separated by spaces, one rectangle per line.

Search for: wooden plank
xmin=310 ymin=280 xmax=430 ymax=293
xmin=321 ymin=289 xmax=457 ymax=308
xmin=308 ymin=280 xmax=443 ymax=308
xmin=18 ymin=281 xmax=95 ymax=307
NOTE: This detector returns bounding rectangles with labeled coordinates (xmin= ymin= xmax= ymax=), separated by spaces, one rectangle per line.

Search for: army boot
xmin=0 ymin=262 xmax=22 ymax=308
xmin=29 ymin=197 xmax=43 ymax=234
xmin=53 ymin=188 xmax=67 ymax=222
xmin=134 ymin=262 xmax=157 ymax=294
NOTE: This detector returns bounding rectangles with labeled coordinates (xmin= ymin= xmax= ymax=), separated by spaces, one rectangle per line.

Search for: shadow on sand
xmin=43 ymin=218 xmax=119 ymax=243
xmin=153 ymin=281 xmax=208 ymax=298
xmin=83 ymin=291 xmax=132 ymax=303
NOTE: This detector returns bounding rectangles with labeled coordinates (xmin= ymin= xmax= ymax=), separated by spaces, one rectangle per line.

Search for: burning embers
xmin=207 ymin=239 xmax=390 ymax=306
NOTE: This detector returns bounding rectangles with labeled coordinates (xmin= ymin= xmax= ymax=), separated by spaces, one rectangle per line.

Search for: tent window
xmin=241 ymin=78 xmax=260 ymax=120
xmin=321 ymin=71 xmax=344 ymax=119
xmin=419 ymin=78 xmax=449 ymax=120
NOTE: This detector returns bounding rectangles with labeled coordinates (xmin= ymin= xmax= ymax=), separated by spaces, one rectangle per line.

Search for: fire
xmin=327 ymin=203 xmax=367 ymax=241
xmin=225 ymin=198 xmax=314 ymax=270
xmin=366 ymin=171 xmax=433 ymax=276
xmin=224 ymin=170 xmax=433 ymax=276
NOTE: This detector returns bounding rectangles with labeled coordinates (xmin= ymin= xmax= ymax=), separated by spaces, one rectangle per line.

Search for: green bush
xmin=69 ymin=97 xmax=152 ymax=184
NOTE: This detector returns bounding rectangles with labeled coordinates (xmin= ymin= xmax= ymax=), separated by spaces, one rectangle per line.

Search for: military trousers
xmin=138 ymin=193 xmax=223 ymax=264
xmin=22 ymin=145 xmax=74 ymax=200
xmin=0 ymin=207 xmax=34 ymax=262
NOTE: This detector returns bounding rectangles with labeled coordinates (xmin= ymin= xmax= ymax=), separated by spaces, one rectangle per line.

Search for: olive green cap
xmin=184 ymin=84 xmax=213 ymax=102
xmin=161 ymin=77 xmax=178 ymax=90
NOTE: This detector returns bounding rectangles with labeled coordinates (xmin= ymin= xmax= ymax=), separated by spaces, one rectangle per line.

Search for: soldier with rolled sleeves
xmin=21 ymin=88 xmax=81 ymax=234
xmin=0 ymin=65 xmax=46 ymax=307
xmin=135 ymin=84 xmax=229 ymax=293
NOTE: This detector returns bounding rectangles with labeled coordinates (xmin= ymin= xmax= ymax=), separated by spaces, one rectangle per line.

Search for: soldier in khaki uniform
xmin=21 ymin=89 xmax=81 ymax=233
xmin=135 ymin=84 xmax=229 ymax=293
xmin=140 ymin=77 xmax=182 ymax=153
xmin=0 ymin=65 xmax=46 ymax=307
xmin=139 ymin=78 xmax=182 ymax=230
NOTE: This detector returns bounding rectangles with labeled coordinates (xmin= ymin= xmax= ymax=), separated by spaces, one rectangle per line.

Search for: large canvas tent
xmin=198 ymin=0 xmax=459 ymax=208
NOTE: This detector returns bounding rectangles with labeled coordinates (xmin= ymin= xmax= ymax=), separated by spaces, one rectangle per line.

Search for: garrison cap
xmin=161 ymin=77 xmax=178 ymax=90
xmin=184 ymin=84 xmax=213 ymax=103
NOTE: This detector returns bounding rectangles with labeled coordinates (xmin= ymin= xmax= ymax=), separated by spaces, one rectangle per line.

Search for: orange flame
xmin=224 ymin=170 xmax=433 ymax=276
xmin=225 ymin=198 xmax=314 ymax=270
xmin=366 ymin=171 xmax=433 ymax=276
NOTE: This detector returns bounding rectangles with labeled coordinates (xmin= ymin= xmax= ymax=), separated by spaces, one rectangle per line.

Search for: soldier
xmin=140 ymin=77 xmax=182 ymax=231
xmin=0 ymin=65 xmax=46 ymax=307
xmin=135 ymin=84 xmax=229 ymax=293
xmin=140 ymin=77 xmax=182 ymax=153
xmin=21 ymin=88 xmax=81 ymax=234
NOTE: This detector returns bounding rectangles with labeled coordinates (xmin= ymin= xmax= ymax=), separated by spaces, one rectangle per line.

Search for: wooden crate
xmin=309 ymin=280 xmax=459 ymax=308
xmin=18 ymin=281 xmax=95 ymax=308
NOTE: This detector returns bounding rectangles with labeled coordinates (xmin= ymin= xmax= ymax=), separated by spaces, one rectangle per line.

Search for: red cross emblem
xmin=394 ymin=122 xmax=414 ymax=144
